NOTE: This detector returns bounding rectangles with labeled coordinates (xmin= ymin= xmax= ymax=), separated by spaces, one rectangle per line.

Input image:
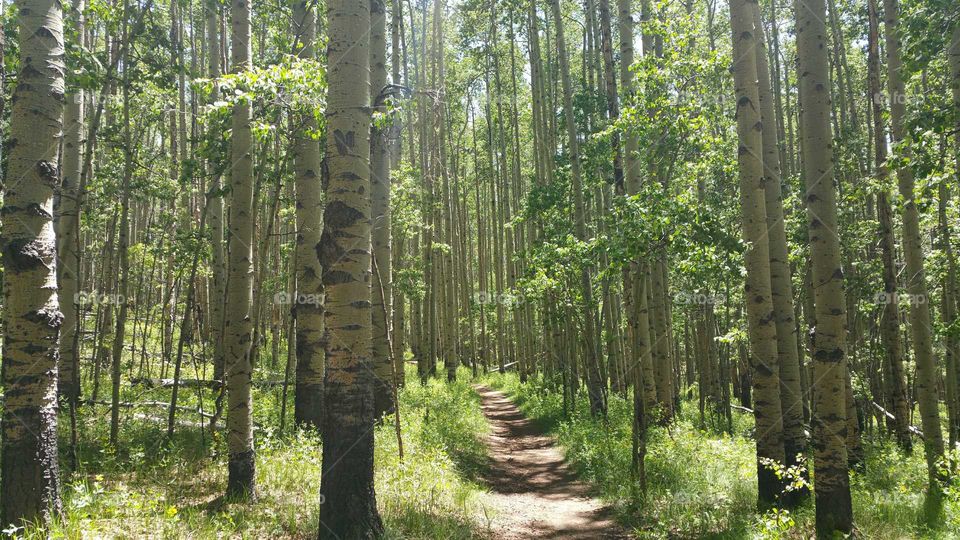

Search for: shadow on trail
xmin=473 ymin=385 xmax=629 ymax=539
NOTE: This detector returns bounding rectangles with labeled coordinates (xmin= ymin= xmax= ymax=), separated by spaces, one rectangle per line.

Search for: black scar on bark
xmin=26 ymin=202 xmax=53 ymax=218
xmin=813 ymin=347 xmax=844 ymax=362
xmin=3 ymin=238 xmax=52 ymax=272
xmin=325 ymin=271 xmax=353 ymax=285
xmin=341 ymin=171 xmax=362 ymax=183
xmin=324 ymin=200 xmax=364 ymax=230
xmin=37 ymin=161 xmax=60 ymax=187
xmin=33 ymin=26 xmax=58 ymax=40
xmin=754 ymin=362 xmax=774 ymax=377
xmin=318 ymin=229 xmax=344 ymax=270
xmin=333 ymin=129 xmax=354 ymax=155
xmin=18 ymin=63 xmax=44 ymax=80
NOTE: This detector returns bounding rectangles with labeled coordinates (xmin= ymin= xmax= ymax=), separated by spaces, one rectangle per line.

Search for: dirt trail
xmin=474 ymin=385 xmax=629 ymax=539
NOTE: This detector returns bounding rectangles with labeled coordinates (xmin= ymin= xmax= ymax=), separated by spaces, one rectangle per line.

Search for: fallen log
xmin=486 ymin=361 xmax=518 ymax=373
xmin=130 ymin=378 xmax=222 ymax=389
xmin=86 ymin=399 xmax=215 ymax=419
xmin=871 ymin=401 xmax=924 ymax=437
xmin=130 ymin=378 xmax=287 ymax=389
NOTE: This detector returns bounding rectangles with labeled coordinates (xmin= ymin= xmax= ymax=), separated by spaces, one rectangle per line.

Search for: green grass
xmin=16 ymin=366 xmax=490 ymax=539
xmin=15 ymin=349 xmax=960 ymax=539
xmin=483 ymin=372 xmax=960 ymax=539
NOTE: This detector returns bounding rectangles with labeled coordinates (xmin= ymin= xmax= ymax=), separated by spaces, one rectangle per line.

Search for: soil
xmin=474 ymin=385 xmax=630 ymax=539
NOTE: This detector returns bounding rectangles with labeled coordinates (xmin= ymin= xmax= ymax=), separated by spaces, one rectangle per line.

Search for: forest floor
xmin=474 ymin=385 xmax=627 ymax=539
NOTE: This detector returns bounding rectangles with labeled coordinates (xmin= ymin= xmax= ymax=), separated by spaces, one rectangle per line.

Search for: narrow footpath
xmin=474 ymin=385 xmax=629 ymax=539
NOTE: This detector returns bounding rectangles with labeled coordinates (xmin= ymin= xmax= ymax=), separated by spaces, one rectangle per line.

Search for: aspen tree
xmin=945 ymin=19 xmax=960 ymax=447
xmin=207 ymin=0 xmax=227 ymax=384
xmin=371 ymin=0 xmax=395 ymax=413
xmin=1 ymin=0 xmax=65 ymax=526
xmin=752 ymin=3 xmax=805 ymax=490
xmin=550 ymin=0 xmax=606 ymax=417
xmin=225 ymin=0 xmax=257 ymax=499
xmin=729 ymin=0 xmax=785 ymax=507
xmin=390 ymin=0 xmax=407 ymax=385
xmin=796 ymin=0 xmax=854 ymax=530
xmin=292 ymin=0 xmax=325 ymax=429
xmin=110 ymin=0 xmax=134 ymax=445
xmin=884 ymin=0 xmax=945 ymax=483
xmin=867 ymin=0 xmax=911 ymax=450
xmin=58 ymin=0 xmax=86 ymax=402
xmin=435 ymin=0 xmax=457 ymax=382
xmin=317 ymin=0 xmax=384 ymax=536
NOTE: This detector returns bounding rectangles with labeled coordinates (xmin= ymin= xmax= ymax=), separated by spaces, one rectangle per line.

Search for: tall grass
xmin=16 ymin=366 xmax=489 ymax=539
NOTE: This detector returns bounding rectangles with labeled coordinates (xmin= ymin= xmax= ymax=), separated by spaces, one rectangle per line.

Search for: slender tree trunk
xmin=945 ymin=20 xmax=960 ymax=448
xmin=868 ymin=0 xmax=912 ymax=450
xmin=371 ymin=0 xmax=395 ymax=414
xmin=796 ymin=0 xmax=854 ymax=531
xmin=883 ymin=0 xmax=945 ymax=484
xmin=390 ymin=0 xmax=406 ymax=386
xmin=206 ymin=0 xmax=227 ymax=385
xmin=752 ymin=3 xmax=806 ymax=499
xmin=110 ymin=0 xmax=134 ymax=446
xmin=292 ymin=0 xmax=325 ymax=430
xmin=168 ymin=203 xmax=211 ymax=439
xmin=729 ymin=0 xmax=785 ymax=507
xmin=940 ymin=181 xmax=960 ymax=449
xmin=550 ymin=0 xmax=606 ymax=417
xmin=58 ymin=0 xmax=86 ymax=403
xmin=224 ymin=0 xmax=257 ymax=499
xmin=639 ymin=265 xmax=658 ymax=406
